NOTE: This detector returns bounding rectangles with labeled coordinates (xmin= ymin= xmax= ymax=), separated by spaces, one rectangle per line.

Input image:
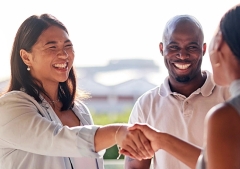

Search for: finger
xmin=128 ymin=123 xmax=141 ymax=131
xmin=119 ymin=149 xmax=132 ymax=157
xmin=118 ymin=126 xmax=144 ymax=160
xmin=134 ymin=130 xmax=154 ymax=158
xmin=127 ymin=130 xmax=148 ymax=158
xmin=119 ymin=149 xmax=140 ymax=160
xmin=122 ymin=144 xmax=142 ymax=161
xmin=128 ymin=139 xmax=146 ymax=159
xmin=138 ymin=132 xmax=154 ymax=158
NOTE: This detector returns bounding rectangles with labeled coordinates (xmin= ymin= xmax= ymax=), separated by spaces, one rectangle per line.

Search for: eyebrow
xmin=188 ymin=42 xmax=200 ymax=45
xmin=44 ymin=39 xmax=71 ymax=46
xmin=168 ymin=41 xmax=200 ymax=45
xmin=168 ymin=41 xmax=178 ymax=45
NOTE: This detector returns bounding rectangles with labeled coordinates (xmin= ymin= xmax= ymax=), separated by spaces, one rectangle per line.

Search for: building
xmin=0 ymin=59 xmax=164 ymax=113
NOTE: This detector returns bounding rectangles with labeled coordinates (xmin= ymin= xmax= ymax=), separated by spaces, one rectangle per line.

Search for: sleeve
xmin=0 ymin=92 xmax=103 ymax=158
xmin=128 ymin=98 xmax=146 ymax=124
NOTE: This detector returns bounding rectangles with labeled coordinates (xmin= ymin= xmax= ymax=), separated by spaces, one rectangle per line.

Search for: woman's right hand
xmin=115 ymin=125 xmax=155 ymax=160
xmin=119 ymin=123 xmax=162 ymax=158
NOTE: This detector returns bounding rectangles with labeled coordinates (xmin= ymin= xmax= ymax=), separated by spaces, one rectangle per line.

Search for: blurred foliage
xmin=91 ymin=109 xmax=131 ymax=125
xmin=91 ymin=109 xmax=131 ymax=159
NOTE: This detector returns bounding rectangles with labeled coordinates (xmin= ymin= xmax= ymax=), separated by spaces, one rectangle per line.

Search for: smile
xmin=53 ymin=62 xmax=68 ymax=69
xmin=173 ymin=63 xmax=191 ymax=70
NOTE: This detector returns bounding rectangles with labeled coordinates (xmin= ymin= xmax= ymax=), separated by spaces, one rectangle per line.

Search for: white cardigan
xmin=0 ymin=91 xmax=105 ymax=169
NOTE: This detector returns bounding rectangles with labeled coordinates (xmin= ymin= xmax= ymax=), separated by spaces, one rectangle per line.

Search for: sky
xmin=0 ymin=0 xmax=239 ymax=81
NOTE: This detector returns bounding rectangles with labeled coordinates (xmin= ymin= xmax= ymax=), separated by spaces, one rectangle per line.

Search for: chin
xmin=175 ymin=76 xmax=191 ymax=83
xmin=58 ymin=77 xmax=69 ymax=83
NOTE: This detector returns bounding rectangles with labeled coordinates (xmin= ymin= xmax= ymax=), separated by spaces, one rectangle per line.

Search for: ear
xmin=209 ymin=30 xmax=224 ymax=54
xmin=202 ymin=43 xmax=206 ymax=56
xmin=159 ymin=42 xmax=164 ymax=56
xmin=20 ymin=49 xmax=32 ymax=67
xmin=209 ymin=31 xmax=224 ymax=68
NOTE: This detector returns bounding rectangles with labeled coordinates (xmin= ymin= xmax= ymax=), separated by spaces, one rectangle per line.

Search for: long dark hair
xmin=7 ymin=14 xmax=78 ymax=110
xmin=220 ymin=4 xmax=240 ymax=60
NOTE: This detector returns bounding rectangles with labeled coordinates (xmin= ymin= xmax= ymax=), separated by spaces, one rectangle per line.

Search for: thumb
xmin=128 ymin=123 xmax=143 ymax=131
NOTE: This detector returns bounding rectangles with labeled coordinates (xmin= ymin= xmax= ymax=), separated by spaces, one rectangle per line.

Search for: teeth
xmin=174 ymin=63 xmax=191 ymax=70
xmin=54 ymin=63 xmax=67 ymax=68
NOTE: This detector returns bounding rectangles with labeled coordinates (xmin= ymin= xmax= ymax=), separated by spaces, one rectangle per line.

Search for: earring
xmin=27 ymin=67 xmax=30 ymax=71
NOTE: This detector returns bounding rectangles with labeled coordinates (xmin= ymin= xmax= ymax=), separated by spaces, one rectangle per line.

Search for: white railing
xmin=104 ymin=159 xmax=153 ymax=169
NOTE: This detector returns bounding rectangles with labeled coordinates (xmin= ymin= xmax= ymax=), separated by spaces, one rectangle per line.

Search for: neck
xmin=42 ymin=82 xmax=59 ymax=102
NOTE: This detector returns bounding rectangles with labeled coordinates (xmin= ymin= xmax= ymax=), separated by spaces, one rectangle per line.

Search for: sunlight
xmin=0 ymin=0 xmax=239 ymax=81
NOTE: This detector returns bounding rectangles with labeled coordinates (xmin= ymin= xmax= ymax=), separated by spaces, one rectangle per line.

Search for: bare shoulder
xmin=207 ymin=102 xmax=240 ymax=123
xmin=124 ymin=156 xmax=151 ymax=169
xmin=205 ymin=98 xmax=240 ymax=168
xmin=206 ymin=102 xmax=240 ymax=135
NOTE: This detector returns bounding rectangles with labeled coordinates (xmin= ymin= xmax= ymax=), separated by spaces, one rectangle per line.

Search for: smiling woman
xmin=20 ymin=26 xmax=74 ymax=94
xmin=0 ymin=13 xmax=155 ymax=169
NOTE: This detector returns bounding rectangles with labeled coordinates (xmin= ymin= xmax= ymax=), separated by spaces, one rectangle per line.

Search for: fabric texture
xmin=128 ymin=71 xmax=229 ymax=169
xmin=0 ymin=91 xmax=105 ymax=169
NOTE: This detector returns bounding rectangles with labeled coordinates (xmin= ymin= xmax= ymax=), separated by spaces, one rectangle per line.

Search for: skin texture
xmin=20 ymin=25 xmax=154 ymax=160
xmin=20 ymin=26 xmax=80 ymax=127
xmin=160 ymin=17 xmax=206 ymax=97
xmin=94 ymin=124 xmax=154 ymax=160
xmin=126 ymin=123 xmax=201 ymax=169
xmin=125 ymin=15 xmax=206 ymax=169
xmin=125 ymin=6 xmax=240 ymax=169
xmin=204 ymin=27 xmax=240 ymax=169
xmin=20 ymin=26 xmax=74 ymax=101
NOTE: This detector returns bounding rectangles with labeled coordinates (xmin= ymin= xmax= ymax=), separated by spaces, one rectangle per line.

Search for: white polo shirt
xmin=129 ymin=70 xmax=230 ymax=169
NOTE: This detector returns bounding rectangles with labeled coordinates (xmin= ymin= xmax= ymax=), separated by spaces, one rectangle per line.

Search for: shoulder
xmin=74 ymin=100 xmax=90 ymax=113
xmin=137 ymin=86 xmax=161 ymax=103
xmin=0 ymin=91 xmax=36 ymax=104
xmin=205 ymin=101 xmax=240 ymax=168
xmin=203 ymin=70 xmax=230 ymax=99
xmin=0 ymin=91 xmax=42 ymax=125
xmin=206 ymin=102 xmax=240 ymax=131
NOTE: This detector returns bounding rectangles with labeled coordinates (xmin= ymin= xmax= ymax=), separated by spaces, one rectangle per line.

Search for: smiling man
xmin=125 ymin=15 xmax=230 ymax=169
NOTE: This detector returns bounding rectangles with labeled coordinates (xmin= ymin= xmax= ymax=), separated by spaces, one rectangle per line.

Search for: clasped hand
xmin=115 ymin=123 xmax=161 ymax=161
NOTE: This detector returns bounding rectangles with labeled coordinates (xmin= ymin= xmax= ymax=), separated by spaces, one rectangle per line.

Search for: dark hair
xmin=220 ymin=4 xmax=240 ymax=60
xmin=7 ymin=14 xmax=77 ymax=110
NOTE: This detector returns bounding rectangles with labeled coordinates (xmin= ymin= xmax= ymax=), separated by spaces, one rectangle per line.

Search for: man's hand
xmin=121 ymin=123 xmax=162 ymax=155
xmin=115 ymin=125 xmax=155 ymax=160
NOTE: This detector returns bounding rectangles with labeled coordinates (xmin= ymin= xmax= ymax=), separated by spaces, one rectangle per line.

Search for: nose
xmin=176 ymin=49 xmax=189 ymax=60
xmin=57 ymin=49 xmax=68 ymax=59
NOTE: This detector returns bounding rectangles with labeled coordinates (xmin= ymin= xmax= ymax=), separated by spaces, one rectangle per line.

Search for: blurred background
xmin=0 ymin=0 xmax=239 ymax=168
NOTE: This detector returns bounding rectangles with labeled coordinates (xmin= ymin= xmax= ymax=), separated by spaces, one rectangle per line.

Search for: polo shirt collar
xmin=159 ymin=70 xmax=216 ymax=97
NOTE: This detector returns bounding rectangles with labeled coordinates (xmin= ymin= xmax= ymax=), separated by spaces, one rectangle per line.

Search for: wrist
xmin=115 ymin=125 xmax=128 ymax=146
xmin=160 ymin=132 xmax=172 ymax=151
xmin=115 ymin=125 xmax=123 ymax=145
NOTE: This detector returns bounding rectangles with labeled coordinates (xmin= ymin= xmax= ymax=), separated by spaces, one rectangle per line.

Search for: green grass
xmin=91 ymin=109 xmax=131 ymax=159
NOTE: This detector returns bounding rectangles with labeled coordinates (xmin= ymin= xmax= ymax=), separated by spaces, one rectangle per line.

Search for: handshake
xmin=115 ymin=123 xmax=162 ymax=161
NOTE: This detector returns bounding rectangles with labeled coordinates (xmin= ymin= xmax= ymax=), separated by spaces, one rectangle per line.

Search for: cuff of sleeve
xmin=77 ymin=125 xmax=105 ymax=158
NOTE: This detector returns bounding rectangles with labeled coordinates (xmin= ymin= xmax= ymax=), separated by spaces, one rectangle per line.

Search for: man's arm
xmin=94 ymin=124 xmax=154 ymax=160
xmin=125 ymin=123 xmax=202 ymax=169
xmin=125 ymin=156 xmax=151 ymax=169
